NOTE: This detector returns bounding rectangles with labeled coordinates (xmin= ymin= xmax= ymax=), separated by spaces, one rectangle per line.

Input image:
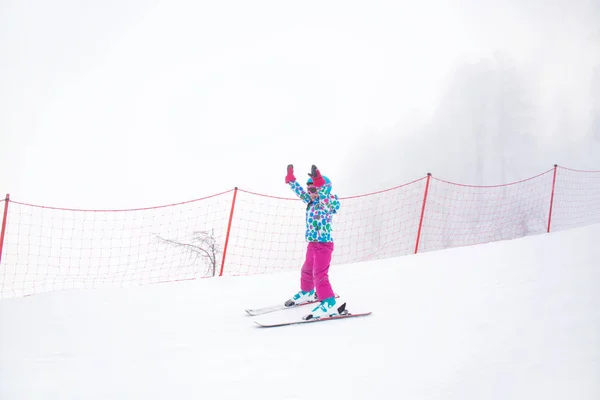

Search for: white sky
xmin=1 ymin=0 xmax=599 ymax=208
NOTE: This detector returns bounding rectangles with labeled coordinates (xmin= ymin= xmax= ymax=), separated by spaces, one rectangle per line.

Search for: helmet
xmin=306 ymin=176 xmax=332 ymax=195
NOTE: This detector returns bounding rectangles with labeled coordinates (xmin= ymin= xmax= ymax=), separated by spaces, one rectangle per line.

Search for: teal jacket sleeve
xmin=288 ymin=180 xmax=312 ymax=204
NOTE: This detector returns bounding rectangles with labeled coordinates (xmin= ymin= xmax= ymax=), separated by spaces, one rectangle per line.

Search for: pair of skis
xmin=246 ymin=298 xmax=371 ymax=328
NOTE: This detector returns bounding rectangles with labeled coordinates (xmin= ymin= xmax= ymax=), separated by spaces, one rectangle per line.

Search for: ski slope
xmin=2 ymin=224 xmax=600 ymax=399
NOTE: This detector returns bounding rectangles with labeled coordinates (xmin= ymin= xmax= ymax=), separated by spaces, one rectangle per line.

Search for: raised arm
xmin=285 ymin=164 xmax=312 ymax=204
xmin=309 ymin=165 xmax=340 ymax=214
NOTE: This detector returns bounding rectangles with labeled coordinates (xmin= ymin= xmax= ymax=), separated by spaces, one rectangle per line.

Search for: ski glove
xmin=285 ymin=164 xmax=296 ymax=184
xmin=308 ymin=165 xmax=326 ymax=187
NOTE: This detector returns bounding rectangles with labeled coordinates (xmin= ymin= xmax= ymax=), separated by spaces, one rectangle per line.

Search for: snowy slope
xmin=2 ymin=224 xmax=600 ymax=400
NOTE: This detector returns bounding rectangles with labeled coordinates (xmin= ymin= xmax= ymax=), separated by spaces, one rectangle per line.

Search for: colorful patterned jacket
xmin=288 ymin=180 xmax=341 ymax=243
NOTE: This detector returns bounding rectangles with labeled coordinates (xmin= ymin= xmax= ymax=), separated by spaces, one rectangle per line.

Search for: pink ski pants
xmin=300 ymin=242 xmax=335 ymax=301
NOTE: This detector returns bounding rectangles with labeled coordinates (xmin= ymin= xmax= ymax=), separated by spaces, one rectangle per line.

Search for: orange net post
xmin=0 ymin=194 xmax=9 ymax=266
xmin=414 ymin=174 xmax=432 ymax=254
xmin=547 ymin=165 xmax=558 ymax=233
xmin=219 ymin=187 xmax=238 ymax=277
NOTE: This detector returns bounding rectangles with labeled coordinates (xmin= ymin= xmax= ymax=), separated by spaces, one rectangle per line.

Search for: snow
xmin=2 ymin=224 xmax=600 ymax=399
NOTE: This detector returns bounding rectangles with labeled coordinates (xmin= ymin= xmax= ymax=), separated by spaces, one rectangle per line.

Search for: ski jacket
xmin=288 ymin=180 xmax=341 ymax=243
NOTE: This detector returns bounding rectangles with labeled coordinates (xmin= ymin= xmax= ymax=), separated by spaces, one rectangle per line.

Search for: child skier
xmin=284 ymin=164 xmax=345 ymax=319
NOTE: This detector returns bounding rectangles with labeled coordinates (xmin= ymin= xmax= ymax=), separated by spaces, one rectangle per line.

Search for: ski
xmin=245 ymin=295 xmax=338 ymax=316
xmin=254 ymin=311 xmax=372 ymax=328
xmin=245 ymin=299 xmax=320 ymax=316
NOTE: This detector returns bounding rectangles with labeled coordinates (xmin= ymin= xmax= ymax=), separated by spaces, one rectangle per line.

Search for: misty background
xmin=341 ymin=1 xmax=600 ymax=193
xmin=1 ymin=0 xmax=599 ymax=207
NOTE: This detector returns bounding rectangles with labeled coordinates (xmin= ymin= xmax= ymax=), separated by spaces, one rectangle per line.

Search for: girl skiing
xmin=284 ymin=164 xmax=345 ymax=319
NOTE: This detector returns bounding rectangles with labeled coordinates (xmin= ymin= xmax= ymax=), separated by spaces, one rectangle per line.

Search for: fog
xmin=341 ymin=1 xmax=600 ymax=193
xmin=1 ymin=0 xmax=598 ymax=206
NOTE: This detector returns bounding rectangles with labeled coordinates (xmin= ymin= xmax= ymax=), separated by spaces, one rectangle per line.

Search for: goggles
xmin=307 ymin=186 xmax=318 ymax=193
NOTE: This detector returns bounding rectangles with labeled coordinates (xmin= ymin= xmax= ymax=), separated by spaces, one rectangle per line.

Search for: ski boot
xmin=285 ymin=289 xmax=318 ymax=307
xmin=303 ymin=297 xmax=347 ymax=320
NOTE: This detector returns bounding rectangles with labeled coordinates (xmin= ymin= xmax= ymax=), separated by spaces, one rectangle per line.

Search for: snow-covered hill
xmin=2 ymin=224 xmax=599 ymax=399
